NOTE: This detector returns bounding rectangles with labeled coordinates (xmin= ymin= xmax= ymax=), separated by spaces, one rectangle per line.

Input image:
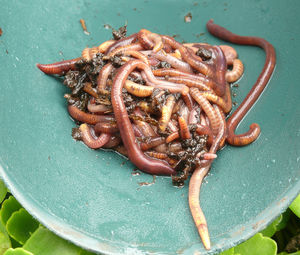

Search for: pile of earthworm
xmin=37 ymin=20 xmax=276 ymax=250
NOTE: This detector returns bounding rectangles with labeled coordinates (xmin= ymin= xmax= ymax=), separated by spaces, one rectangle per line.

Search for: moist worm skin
xmin=159 ymin=95 xmax=176 ymax=131
xmin=178 ymin=116 xmax=191 ymax=139
xmin=79 ymin=124 xmax=111 ymax=149
xmin=105 ymin=43 xmax=143 ymax=59
xmin=102 ymin=135 xmax=121 ymax=148
xmin=94 ymin=122 xmax=119 ymax=134
xmin=68 ymin=105 xmax=115 ymax=125
xmin=124 ymin=80 xmax=154 ymax=97
xmin=226 ymin=59 xmax=244 ymax=83
xmin=138 ymin=29 xmax=163 ymax=53
xmin=190 ymin=87 xmax=219 ymax=135
xmin=162 ymin=35 xmax=211 ymax=76
xmin=83 ymin=82 xmax=99 ymax=99
xmin=105 ymin=33 xmax=138 ymax=54
xmin=97 ymin=63 xmax=114 ymax=92
xmin=188 ymin=165 xmax=211 ymax=250
xmin=200 ymin=82 xmax=232 ymax=114
xmin=207 ymin=19 xmax=276 ymax=146
xmin=36 ymin=58 xmax=80 ymax=75
xmin=111 ymin=59 xmax=175 ymax=175
xmin=219 ymin=45 xmax=238 ymax=65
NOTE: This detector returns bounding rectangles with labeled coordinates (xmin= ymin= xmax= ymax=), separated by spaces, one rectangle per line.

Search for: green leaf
xmin=0 ymin=232 xmax=11 ymax=255
xmin=23 ymin=225 xmax=81 ymax=255
xmin=0 ymin=179 xmax=7 ymax=204
xmin=260 ymin=215 xmax=282 ymax=237
xmin=290 ymin=194 xmax=300 ymax=218
xmin=234 ymin=233 xmax=277 ymax=255
xmin=219 ymin=247 xmax=234 ymax=255
xmin=78 ymin=249 xmax=96 ymax=255
xmin=278 ymin=252 xmax=300 ymax=255
xmin=3 ymin=248 xmax=33 ymax=255
xmin=0 ymin=196 xmax=22 ymax=226
xmin=6 ymin=208 xmax=39 ymax=245
xmin=276 ymin=209 xmax=292 ymax=232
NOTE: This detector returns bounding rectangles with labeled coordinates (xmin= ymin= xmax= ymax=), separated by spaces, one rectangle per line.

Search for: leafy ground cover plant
xmin=0 ymin=179 xmax=299 ymax=255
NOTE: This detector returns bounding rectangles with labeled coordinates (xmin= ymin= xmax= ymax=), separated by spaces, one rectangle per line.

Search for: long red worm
xmin=207 ymin=19 xmax=276 ymax=146
xmin=111 ymin=59 xmax=175 ymax=175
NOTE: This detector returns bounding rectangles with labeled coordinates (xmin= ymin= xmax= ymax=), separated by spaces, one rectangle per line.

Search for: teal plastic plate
xmin=0 ymin=0 xmax=300 ymax=254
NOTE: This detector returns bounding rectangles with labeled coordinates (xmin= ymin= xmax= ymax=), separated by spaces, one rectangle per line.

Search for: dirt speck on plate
xmin=184 ymin=12 xmax=192 ymax=23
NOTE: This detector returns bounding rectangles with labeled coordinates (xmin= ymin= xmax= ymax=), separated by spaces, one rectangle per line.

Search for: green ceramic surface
xmin=0 ymin=0 xmax=299 ymax=254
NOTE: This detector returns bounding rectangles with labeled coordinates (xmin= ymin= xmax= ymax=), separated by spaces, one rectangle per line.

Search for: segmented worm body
xmin=37 ymin=21 xmax=275 ymax=250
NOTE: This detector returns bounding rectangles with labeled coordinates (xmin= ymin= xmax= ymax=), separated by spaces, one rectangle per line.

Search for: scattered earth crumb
xmin=172 ymin=34 xmax=179 ymax=38
xmin=0 ymin=28 xmax=2 ymax=36
xmin=132 ymin=169 xmax=141 ymax=176
xmin=193 ymin=2 xmax=198 ymax=6
xmin=5 ymin=49 xmax=8 ymax=54
xmin=104 ymin=24 xmax=112 ymax=30
xmin=48 ymin=156 xmax=51 ymax=160
xmin=138 ymin=175 xmax=156 ymax=186
xmin=233 ymin=102 xmax=237 ymax=106
xmin=195 ymin=32 xmax=205 ymax=38
xmin=80 ymin=19 xmax=90 ymax=35
xmin=133 ymin=8 xmax=137 ymax=11
xmin=184 ymin=12 xmax=192 ymax=23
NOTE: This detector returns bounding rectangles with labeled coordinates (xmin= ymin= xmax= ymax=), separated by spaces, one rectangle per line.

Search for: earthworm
xmin=140 ymin=137 xmax=166 ymax=151
xmin=188 ymin=164 xmax=211 ymax=250
xmin=87 ymin=100 xmax=112 ymax=113
xmin=207 ymin=19 xmax=276 ymax=146
xmin=111 ymin=60 xmax=175 ymax=175
xmin=159 ymin=94 xmax=176 ymax=131
xmin=79 ymin=124 xmax=111 ymax=149
xmin=68 ymin=105 xmax=115 ymax=125
xmin=166 ymin=132 xmax=180 ymax=143
xmin=94 ymin=122 xmax=119 ymax=134
xmin=97 ymin=63 xmax=114 ymax=93
xmin=105 ymin=33 xmax=138 ymax=54
xmin=178 ymin=116 xmax=191 ymax=139
xmin=167 ymin=119 xmax=179 ymax=132
xmin=140 ymin=69 xmax=189 ymax=95
xmin=150 ymin=51 xmax=194 ymax=73
xmin=219 ymin=45 xmax=238 ymax=65
xmin=138 ymin=29 xmax=163 ymax=53
xmin=124 ymin=80 xmax=154 ymax=97
xmin=82 ymin=47 xmax=99 ymax=61
xmin=105 ymin=43 xmax=143 ymax=59
xmin=188 ymin=107 xmax=199 ymax=125
xmin=137 ymin=101 xmax=155 ymax=114
xmin=102 ymin=135 xmax=121 ymax=148
xmin=132 ymin=108 xmax=157 ymax=137
xmin=196 ymin=124 xmax=214 ymax=145
xmin=37 ymin=24 xmax=276 ymax=251
xmin=83 ymin=82 xmax=99 ymax=99
xmin=182 ymin=93 xmax=194 ymax=111
xmin=189 ymin=105 xmax=225 ymax=245
xmin=36 ymin=58 xmax=80 ymax=75
xmin=120 ymin=50 xmax=149 ymax=64
xmin=200 ymin=83 xmax=232 ymax=113
xmin=146 ymin=151 xmax=168 ymax=160
xmin=167 ymin=76 xmax=212 ymax=92
xmin=162 ymin=35 xmax=211 ymax=76
xmin=190 ymin=87 xmax=219 ymax=135
xmin=226 ymin=59 xmax=244 ymax=83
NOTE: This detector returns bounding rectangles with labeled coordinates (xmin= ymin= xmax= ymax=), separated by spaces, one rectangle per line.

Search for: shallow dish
xmin=0 ymin=0 xmax=300 ymax=254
